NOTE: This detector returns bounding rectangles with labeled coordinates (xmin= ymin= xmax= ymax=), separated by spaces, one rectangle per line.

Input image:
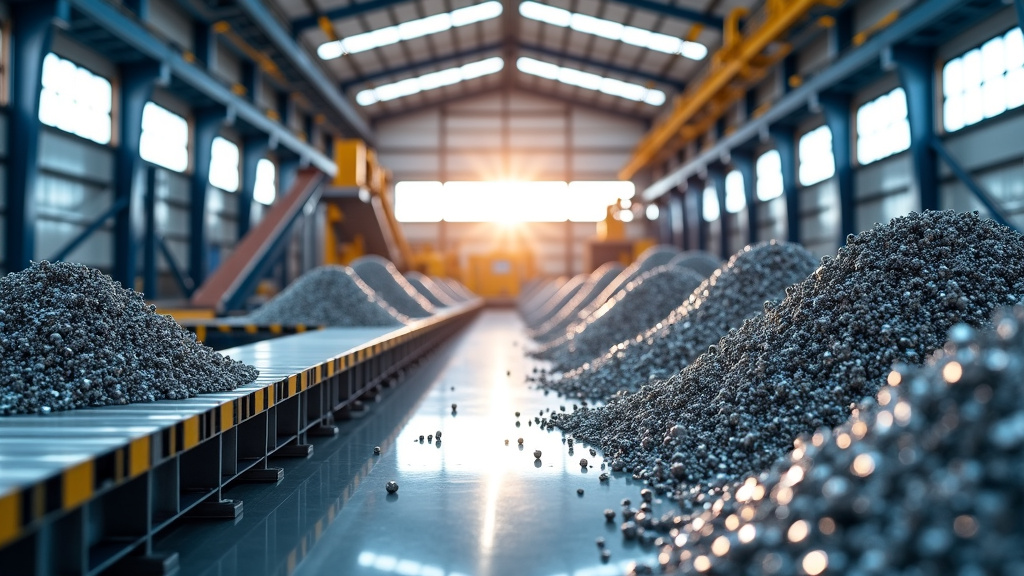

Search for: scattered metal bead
xmin=517 ymin=437 xmax=524 ymax=445
xmin=373 ymin=446 xmax=381 ymax=455
xmin=385 ymin=481 xmax=398 ymax=494
xmin=577 ymin=488 xmax=584 ymax=496
xmin=604 ymin=509 xmax=616 ymax=522
xmin=534 ymin=450 xmax=542 ymax=459
xmin=580 ymin=458 xmax=588 ymax=467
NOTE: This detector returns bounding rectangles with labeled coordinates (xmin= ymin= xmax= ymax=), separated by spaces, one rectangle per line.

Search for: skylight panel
xmin=519 ymin=1 xmax=707 ymax=60
xmin=517 ymin=57 xmax=665 ymax=105
xmin=356 ymin=57 xmax=504 ymax=105
xmin=318 ymin=1 xmax=503 ymax=60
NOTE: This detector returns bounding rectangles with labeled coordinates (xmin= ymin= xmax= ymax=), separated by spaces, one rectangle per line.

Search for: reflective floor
xmin=157 ymin=310 xmax=660 ymax=576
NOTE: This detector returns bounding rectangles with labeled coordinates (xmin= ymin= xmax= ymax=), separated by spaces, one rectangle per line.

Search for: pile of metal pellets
xmin=247 ymin=265 xmax=410 ymax=327
xmin=405 ymin=271 xmax=459 ymax=307
xmin=351 ymin=255 xmax=437 ymax=318
xmin=0 ymin=261 xmax=259 ymax=415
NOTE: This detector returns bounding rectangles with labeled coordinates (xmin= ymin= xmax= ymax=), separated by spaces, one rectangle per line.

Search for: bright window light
xmin=645 ymin=204 xmax=660 ymax=220
xmin=517 ymin=57 xmax=665 ymax=106
xmin=519 ymin=1 xmax=707 ymax=60
xmin=39 ymin=53 xmax=112 ymax=145
xmin=140 ymin=102 xmax=189 ymax=173
xmin=209 ymin=137 xmax=240 ymax=192
xmin=798 ymin=125 xmax=835 ymax=186
xmin=318 ymin=1 xmax=502 ymax=59
xmin=254 ymin=159 xmax=276 ymax=205
xmin=756 ymin=149 xmax=784 ymax=201
xmin=702 ymin=185 xmax=720 ymax=222
xmin=943 ymin=27 xmax=1024 ymax=132
xmin=357 ymin=57 xmax=503 ymax=105
xmin=856 ymin=87 xmax=910 ymax=165
xmin=394 ymin=180 xmax=634 ymax=222
xmin=724 ymin=170 xmax=746 ymax=213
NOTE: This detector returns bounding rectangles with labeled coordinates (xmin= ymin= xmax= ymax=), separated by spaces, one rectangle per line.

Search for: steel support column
xmin=895 ymin=46 xmax=939 ymax=212
xmin=189 ymin=107 xmax=226 ymax=285
xmin=143 ymin=166 xmax=158 ymax=297
xmin=710 ymin=169 xmax=729 ymax=260
xmin=114 ymin=61 xmax=164 ymax=287
xmin=1016 ymin=0 xmax=1024 ymax=28
xmin=669 ymin=188 xmax=686 ymax=250
xmin=238 ymin=137 xmax=269 ymax=239
xmin=692 ymin=178 xmax=709 ymax=252
xmin=5 ymin=0 xmax=56 ymax=272
xmin=771 ymin=127 xmax=800 ymax=244
xmin=733 ymin=153 xmax=758 ymax=245
xmin=822 ymin=94 xmax=856 ymax=243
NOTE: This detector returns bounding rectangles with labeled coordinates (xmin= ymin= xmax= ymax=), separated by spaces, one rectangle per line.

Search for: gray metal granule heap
xmin=351 ymin=256 xmax=436 ymax=318
xmin=0 ymin=261 xmax=259 ymax=416
xmin=541 ymin=241 xmax=818 ymax=400
xmin=531 ymin=265 xmax=706 ymax=371
xmin=574 ymin=245 xmax=682 ymax=323
xmin=667 ymin=251 xmax=723 ymax=278
xmin=246 ymin=265 xmax=409 ymax=326
xmin=405 ymin=271 xmax=458 ymax=307
xmin=554 ymin=211 xmax=1024 ymax=492
xmin=530 ymin=262 xmax=626 ymax=343
xmin=431 ymin=276 xmax=474 ymax=302
xmin=524 ymin=274 xmax=587 ymax=328
xmin=641 ymin=309 xmax=1024 ymax=575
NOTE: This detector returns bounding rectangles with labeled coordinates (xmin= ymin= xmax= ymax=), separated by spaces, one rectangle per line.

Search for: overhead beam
xmin=639 ymin=0 xmax=989 ymax=202
xmin=67 ymin=0 xmax=337 ymax=175
xmin=341 ymin=42 xmax=504 ymax=91
xmin=520 ymin=42 xmax=686 ymax=90
xmin=292 ymin=0 xmax=415 ymax=34
xmin=608 ymin=0 xmax=723 ymax=29
xmin=236 ymin=0 xmax=375 ymax=144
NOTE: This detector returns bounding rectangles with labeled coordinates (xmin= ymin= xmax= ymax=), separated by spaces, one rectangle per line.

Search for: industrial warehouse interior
xmin=0 ymin=0 xmax=1023 ymax=574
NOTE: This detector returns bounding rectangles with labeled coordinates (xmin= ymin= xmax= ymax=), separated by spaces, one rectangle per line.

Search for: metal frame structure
xmin=0 ymin=302 xmax=482 ymax=576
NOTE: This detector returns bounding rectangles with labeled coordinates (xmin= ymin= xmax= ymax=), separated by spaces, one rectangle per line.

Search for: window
xmin=724 ymin=170 xmax=746 ymax=213
xmin=318 ymin=2 xmax=502 ymax=59
xmin=756 ymin=150 xmax=784 ymax=201
xmin=254 ymin=159 xmax=276 ymax=205
xmin=517 ymin=58 xmax=666 ymax=106
xmin=943 ymin=27 xmax=1024 ymax=132
xmin=856 ymin=87 xmax=910 ymax=165
xmin=39 ymin=53 xmax=112 ymax=144
xmin=519 ymin=1 xmax=707 ymax=60
xmin=394 ymin=180 xmax=633 ymax=222
xmin=356 ymin=58 xmax=504 ymax=106
xmin=798 ymin=125 xmax=835 ymax=186
xmin=209 ymin=137 xmax=240 ymax=191
xmin=702 ymin=185 xmax=720 ymax=222
xmin=140 ymin=103 xmax=189 ymax=172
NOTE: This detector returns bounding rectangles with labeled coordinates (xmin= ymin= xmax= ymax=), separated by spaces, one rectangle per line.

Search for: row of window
xmin=38 ymin=53 xmax=278 ymax=204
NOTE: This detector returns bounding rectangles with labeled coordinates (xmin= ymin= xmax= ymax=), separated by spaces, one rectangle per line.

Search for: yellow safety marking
xmin=0 ymin=492 xmax=21 ymax=548
xmin=62 ymin=461 xmax=94 ymax=510
xmin=184 ymin=416 xmax=200 ymax=449
xmin=130 ymin=437 xmax=150 ymax=478
xmin=288 ymin=375 xmax=297 ymax=396
xmin=255 ymin=390 xmax=265 ymax=413
xmin=32 ymin=484 xmax=44 ymax=520
xmin=267 ymin=386 xmax=275 ymax=408
xmin=220 ymin=402 xmax=234 ymax=433
xmin=195 ymin=325 xmax=207 ymax=343
xmin=296 ymin=324 xmax=307 ymax=333
xmin=169 ymin=426 xmax=177 ymax=456
xmin=270 ymin=324 xmax=283 ymax=334
xmin=218 ymin=325 xmax=232 ymax=333
xmin=245 ymin=325 xmax=258 ymax=334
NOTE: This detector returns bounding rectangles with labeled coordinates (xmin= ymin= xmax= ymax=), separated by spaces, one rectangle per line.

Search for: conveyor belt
xmin=0 ymin=301 xmax=482 ymax=576
xmin=153 ymin=310 xmax=661 ymax=576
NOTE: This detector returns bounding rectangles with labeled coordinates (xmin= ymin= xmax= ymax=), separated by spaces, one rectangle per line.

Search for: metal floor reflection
xmin=158 ymin=310 xmax=659 ymax=576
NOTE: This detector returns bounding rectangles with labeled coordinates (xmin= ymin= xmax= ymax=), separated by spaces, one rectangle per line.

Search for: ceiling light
xmin=517 ymin=57 xmax=666 ymax=106
xmin=356 ymin=57 xmax=504 ymax=105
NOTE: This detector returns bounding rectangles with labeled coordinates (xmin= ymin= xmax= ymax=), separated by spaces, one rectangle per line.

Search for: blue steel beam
xmin=732 ymin=152 xmax=758 ymax=245
xmin=609 ymin=0 xmax=723 ymax=29
xmin=822 ymin=94 xmax=855 ymax=243
xmin=1017 ymin=0 xmax=1024 ymax=28
xmin=710 ymin=169 xmax=729 ymax=260
xmin=519 ymin=43 xmax=687 ymax=90
xmin=5 ymin=1 xmax=56 ymax=272
xmin=771 ymin=127 xmax=800 ymax=244
xmin=640 ymin=0 xmax=988 ymax=202
xmin=292 ymin=0 xmax=415 ymax=33
xmin=693 ymin=178 xmax=709 ymax=252
xmin=341 ymin=42 xmax=504 ymax=90
xmin=114 ymin=61 xmax=163 ymax=287
xmin=190 ymin=107 xmax=226 ymax=287
xmin=931 ymin=138 xmax=1015 ymax=230
xmin=49 ymin=196 xmax=129 ymax=263
xmin=235 ymin=0 xmax=374 ymax=144
xmin=143 ymin=166 xmax=158 ymax=298
xmin=239 ymin=136 xmax=269 ymax=240
xmin=279 ymin=157 xmax=300 ymax=198
xmin=895 ymin=46 xmax=939 ymax=212
xmin=67 ymin=0 xmax=336 ymax=176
